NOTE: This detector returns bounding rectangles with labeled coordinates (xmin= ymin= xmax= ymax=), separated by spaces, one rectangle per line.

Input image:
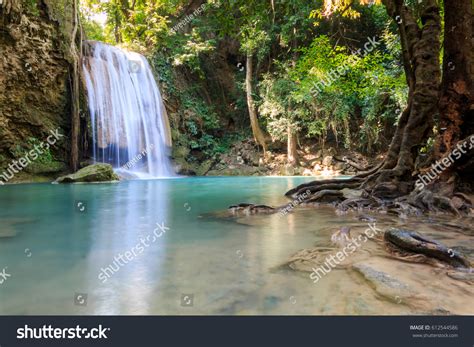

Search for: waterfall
xmin=82 ymin=41 xmax=174 ymax=178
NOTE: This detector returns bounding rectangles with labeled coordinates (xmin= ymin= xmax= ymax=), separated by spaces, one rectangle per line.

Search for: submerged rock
xmin=331 ymin=227 xmax=352 ymax=247
xmin=0 ymin=226 xmax=17 ymax=238
xmin=228 ymin=203 xmax=276 ymax=215
xmin=384 ymin=228 xmax=472 ymax=268
xmin=55 ymin=164 xmax=119 ymax=183
xmin=0 ymin=218 xmax=37 ymax=238
xmin=446 ymin=270 xmax=474 ymax=283
xmin=353 ymin=263 xmax=416 ymax=303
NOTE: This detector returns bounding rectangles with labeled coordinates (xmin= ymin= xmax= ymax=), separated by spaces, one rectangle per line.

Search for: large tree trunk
xmin=434 ymin=0 xmax=474 ymax=191
xmin=245 ymin=53 xmax=267 ymax=154
xmin=289 ymin=0 xmax=446 ymax=206
xmin=70 ymin=0 xmax=82 ymax=171
xmin=279 ymin=1 xmax=473 ymax=215
xmin=366 ymin=0 xmax=442 ymax=197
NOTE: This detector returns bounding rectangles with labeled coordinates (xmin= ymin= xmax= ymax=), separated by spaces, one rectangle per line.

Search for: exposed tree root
xmin=334 ymin=156 xmax=373 ymax=172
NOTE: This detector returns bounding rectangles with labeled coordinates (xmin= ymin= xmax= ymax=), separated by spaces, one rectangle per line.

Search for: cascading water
xmin=82 ymin=41 xmax=174 ymax=178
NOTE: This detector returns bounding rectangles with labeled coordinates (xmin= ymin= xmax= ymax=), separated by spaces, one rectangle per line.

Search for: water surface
xmin=0 ymin=177 xmax=472 ymax=315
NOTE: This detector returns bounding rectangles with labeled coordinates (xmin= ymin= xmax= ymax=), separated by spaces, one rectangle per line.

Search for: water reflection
xmin=88 ymin=180 xmax=170 ymax=314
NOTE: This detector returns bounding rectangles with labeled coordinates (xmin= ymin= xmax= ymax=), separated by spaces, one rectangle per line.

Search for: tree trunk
xmin=436 ymin=0 xmax=473 ymax=154
xmin=245 ymin=53 xmax=267 ymax=154
xmin=284 ymin=0 xmax=471 ymax=212
xmin=70 ymin=0 xmax=82 ymax=172
xmin=370 ymin=0 xmax=441 ymax=196
xmin=287 ymin=123 xmax=298 ymax=165
xmin=434 ymin=0 xmax=474 ymax=191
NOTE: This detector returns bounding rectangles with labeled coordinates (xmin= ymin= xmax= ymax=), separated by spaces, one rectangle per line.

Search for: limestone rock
xmin=56 ymin=163 xmax=119 ymax=183
xmin=353 ymin=263 xmax=416 ymax=303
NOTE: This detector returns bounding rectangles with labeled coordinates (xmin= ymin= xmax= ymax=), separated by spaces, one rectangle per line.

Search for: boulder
xmin=56 ymin=163 xmax=119 ymax=183
xmin=322 ymin=155 xmax=333 ymax=167
xmin=352 ymin=263 xmax=417 ymax=303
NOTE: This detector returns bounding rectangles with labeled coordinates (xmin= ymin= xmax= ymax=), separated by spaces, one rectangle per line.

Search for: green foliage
xmin=260 ymin=27 xmax=407 ymax=152
xmin=25 ymin=0 xmax=40 ymax=16
xmin=79 ymin=0 xmax=409 ymax=160
xmin=171 ymin=29 xmax=215 ymax=75
xmin=81 ymin=17 xmax=109 ymax=42
xmin=12 ymin=138 xmax=55 ymax=164
xmin=259 ymin=63 xmax=300 ymax=141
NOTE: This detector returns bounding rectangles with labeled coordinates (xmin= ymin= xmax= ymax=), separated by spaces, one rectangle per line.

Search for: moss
xmin=25 ymin=161 xmax=67 ymax=174
xmin=25 ymin=0 xmax=40 ymax=16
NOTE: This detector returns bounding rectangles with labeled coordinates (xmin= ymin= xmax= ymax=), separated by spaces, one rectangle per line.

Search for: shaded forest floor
xmin=203 ymin=139 xmax=379 ymax=177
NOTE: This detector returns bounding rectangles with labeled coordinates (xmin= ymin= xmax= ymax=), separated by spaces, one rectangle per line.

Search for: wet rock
xmin=322 ymin=155 xmax=333 ymax=167
xmin=228 ymin=203 xmax=276 ymax=215
xmin=446 ymin=270 xmax=474 ymax=283
xmin=341 ymin=188 xmax=363 ymax=199
xmin=55 ymin=163 xmax=119 ymax=183
xmin=384 ymin=228 xmax=472 ymax=268
xmin=0 ymin=226 xmax=17 ymax=238
xmin=353 ymin=263 xmax=416 ymax=303
xmin=346 ymin=297 xmax=376 ymax=315
xmin=424 ymin=308 xmax=452 ymax=315
xmin=358 ymin=214 xmax=377 ymax=223
xmin=331 ymin=227 xmax=352 ymax=247
xmin=0 ymin=218 xmax=37 ymax=238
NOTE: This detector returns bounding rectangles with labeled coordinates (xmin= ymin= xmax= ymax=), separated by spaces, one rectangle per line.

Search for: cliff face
xmin=0 ymin=0 xmax=75 ymax=179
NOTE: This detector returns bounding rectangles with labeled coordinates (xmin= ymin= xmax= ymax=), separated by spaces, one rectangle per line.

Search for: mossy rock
xmin=56 ymin=163 xmax=119 ymax=183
